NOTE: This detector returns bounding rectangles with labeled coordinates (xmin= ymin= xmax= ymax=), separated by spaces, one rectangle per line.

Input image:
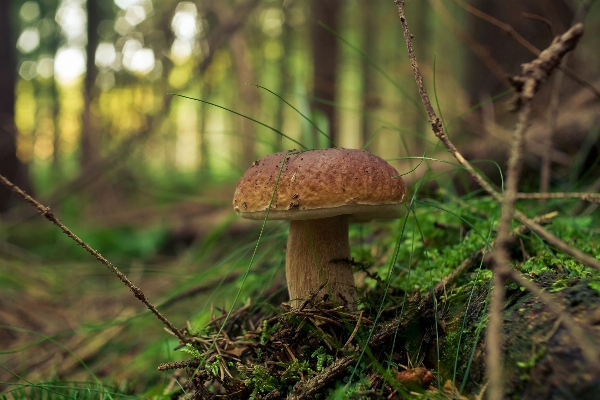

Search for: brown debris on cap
xmin=232 ymin=148 xmax=406 ymax=221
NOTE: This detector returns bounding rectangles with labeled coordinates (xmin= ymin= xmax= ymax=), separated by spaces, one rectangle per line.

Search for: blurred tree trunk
xmin=0 ymin=1 xmax=29 ymax=211
xmin=81 ymin=0 xmax=101 ymax=168
xmin=411 ymin=0 xmax=429 ymax=155
xmin=210 ymin=0 xmax=258 ymax=168
xmin=465 ymin=0 xmax=573 ymax=103
xmin=51 ymin=83 xmax=60 ymax=169
xmin=312 ymin=0 xmax=340 ymax=148
xmin=230 ymin=32 xmax=258 ymax=168
xmin=360 ymin=0 xmax=376 ymax=148
xmin=274 ymin=8 xmax=292 ymax=152
xmin=198 ymin=84 xmax=210 ymax=174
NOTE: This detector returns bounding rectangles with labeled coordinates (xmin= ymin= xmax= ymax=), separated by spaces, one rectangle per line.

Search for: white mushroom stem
xmin=286 ymin=214 xmax=357 ymax=310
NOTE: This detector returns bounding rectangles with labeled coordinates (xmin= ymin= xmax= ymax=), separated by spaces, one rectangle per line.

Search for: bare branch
xmin=0 ymin=174 xmax=190 ymax=345
xmin=393 ymin=3 xmax=592 ymax=399
xmin=506 ymin=269 xmax=600 ymax=368
xmin=451 ymin=0 xmax=600 ymax=99
xmin=517 ymin=192 xmax=600 ymax=203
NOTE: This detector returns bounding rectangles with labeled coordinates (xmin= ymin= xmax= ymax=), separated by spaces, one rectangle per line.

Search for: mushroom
xmin=232 ymin=148 xmax=406 ymax=310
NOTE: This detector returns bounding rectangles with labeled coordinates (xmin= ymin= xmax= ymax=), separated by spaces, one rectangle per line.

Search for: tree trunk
xmin=81 ymin=0 xmax=101 ymax=168
xmin=0 ymin=1 xmax=29 ymax=211
xmin=311 ymin=0 xmax=340 ymax=148
xmin=360 ymin=0 xmax=376 ymax=148
xmin=465 ymin=0 xmax=574 ymax=103
xmin=230 ymin=32 xmax=258 ymax=169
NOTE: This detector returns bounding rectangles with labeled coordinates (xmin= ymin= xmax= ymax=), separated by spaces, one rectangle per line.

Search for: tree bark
xmin=311 ymin=0 xmax=340 ymax=148
xmin=0 ymin=0 xmax=29 ymax=211
xmin=465 ymin=0 xmax=574 ymax=103
xmin=81 ymin=0 xmax=101 ymax=168
xmin=360 ymin=0 xmax=376 ymax=148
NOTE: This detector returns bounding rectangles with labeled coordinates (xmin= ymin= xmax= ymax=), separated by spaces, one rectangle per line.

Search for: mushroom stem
xmin=286 ymin=214 xmax=357 ymax=310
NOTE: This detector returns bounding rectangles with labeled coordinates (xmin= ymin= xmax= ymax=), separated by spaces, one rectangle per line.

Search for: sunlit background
xmin=11 ymin=0 xmax=480 ymax=188
xmin=2 ymin=0 xmax=600 ymax=394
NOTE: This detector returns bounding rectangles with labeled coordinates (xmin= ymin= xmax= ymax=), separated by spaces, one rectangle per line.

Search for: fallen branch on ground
xmin=517 ymin=192 xmax=600 ymax=203
xmin=0 ymin=174 xmax=189 ymax=345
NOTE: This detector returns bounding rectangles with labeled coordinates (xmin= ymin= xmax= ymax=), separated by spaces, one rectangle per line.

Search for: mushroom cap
xmin=232 ymin=148 xmax=406 ymax=222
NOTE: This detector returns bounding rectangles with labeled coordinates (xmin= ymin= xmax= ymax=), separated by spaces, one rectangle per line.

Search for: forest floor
xmin=3 ymin=192 xmax=598 ymax=399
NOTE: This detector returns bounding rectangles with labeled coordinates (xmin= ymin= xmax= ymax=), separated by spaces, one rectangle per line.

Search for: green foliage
xmin=206 ymin=355 xmax=224 ymax=377
xmin=327 ymin=376 xmax=372 ymax=399
xmin=241 ymin=351 xmax=317 ymax=399
xmin=178 ymin=343 xmax=202 ymax=360
xmin=5 ymin=221 xmax=168 ymax=261
xmin=260 ymin=319 xmax=282 ymax=345
xmin=588 ymin=280 xmax=600 ymax=295
xmin=356 ymin=196 xmax=499 ymax=295
xmin=516 ymin=346 xmax=547 ymax=381
xmin=244 ymin=365 xmax=280 ymax=400
xmin=311 ymin=346 xmax=334 ymax=372
xmin=1 ymin=381 xmax=135 ymax=400
xmin=519 ymin=216 xmax=600 ymax=293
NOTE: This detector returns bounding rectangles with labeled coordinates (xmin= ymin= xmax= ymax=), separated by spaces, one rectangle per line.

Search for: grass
xmin=3 ymin=14 xmax=600 ymax=399
xmin=2 ymin=167 xmax=599 ymax=398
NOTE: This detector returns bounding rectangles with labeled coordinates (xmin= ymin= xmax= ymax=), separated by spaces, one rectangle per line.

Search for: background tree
xmin=311 ymin=0 xmax=340 ymax=147
xmin=0 ymin=0 xmax=29 ymax=211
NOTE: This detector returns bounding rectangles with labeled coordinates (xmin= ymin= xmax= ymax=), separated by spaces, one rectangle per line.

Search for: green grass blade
xmin=317 ymin=22 xmax=426 ymax=120
xmin=169 ymin=93 xmax=307 ymax=150
xmin=249 ymin=84 xmax=333 ymax=147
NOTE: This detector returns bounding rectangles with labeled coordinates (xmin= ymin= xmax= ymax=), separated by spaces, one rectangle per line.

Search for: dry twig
xmin=451 ymin=0 xmax=600 ymax=99
xmin=0 ymin=174 xmax=189 ymax=345
xmin=392 ymin=3 xmax=595 ymax=399
xmin=431 ymin=212 xmax=559 ymax=299
xmin=394 ymin=2 xmax=599 ymax=272
xmin=490 ymin=22 xmax=584 ymax=400
xmin=517 ymin=192 xmax=600 ymax=203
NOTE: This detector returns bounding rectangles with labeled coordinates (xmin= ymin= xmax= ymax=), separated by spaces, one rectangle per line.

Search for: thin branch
xmin=0 ymin=174 xmax=189 ymax=345
xmin=506 ymin=269 xmax=600 ymax=368
xmin=451 ymin=0 xmax=600 ymax=99
xmin=394 ymin=4 xmax=600 ymax=272
xmin=428 ymin=0 xmax=509 ymax=87
xmin=451 ymin=0 xmax=540 ymax=55
xmin=393 ymin=3 xmax=591 ymax=399
xmin=487 ymin=52 xmax=537 ymax=400
xmin=517 ymin=192 xmax=600 ymax=202
xmin=431 ymin=212 xmax=559 ymax=298
xmin=521 ymin=13 xmax=555 ymax=40
xmin=491 ymin=23 xmax=584 ymax=400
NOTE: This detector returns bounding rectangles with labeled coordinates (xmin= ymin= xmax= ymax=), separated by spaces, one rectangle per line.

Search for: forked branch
xmin=393 ymin=2 xmax=596 ymax=399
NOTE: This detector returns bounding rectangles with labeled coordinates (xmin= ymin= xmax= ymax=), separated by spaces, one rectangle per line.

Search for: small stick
xmin=393 ymin=3 xmax=588 ymax=399
xmin=517 ymin=192 xmax=600 ymax=203
xmin=506 ymin=268 xmax=600 ymax=369
xmin=0 ymin=174 xmax=189 ymax=344
xmin=344 ymin=310 xmax=363 ymax=349
xmin=451 ymin=0 xmax=600 ymax=99
xmin=393 ymin=3 xmax=599 ymax=272
xmin=489 ymin=22 xmax=584 ymax=400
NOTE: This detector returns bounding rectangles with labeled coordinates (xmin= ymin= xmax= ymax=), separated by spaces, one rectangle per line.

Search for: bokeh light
xmin=54 ymin=47 xmax=86 ymax=84
xmin=36 ymin=56 xmax=54 ymax=79
xmin=17 ymin=28 xmax=40 ymax=53
xmin=95 ymin=42 xmax=117 ymax=69
xmin=20 ymin=1 xmax=41 ymax=22
xmin=171 ymin=2 xmax=199 ymax=40
xmin=55 ymin=0 xmax=87 ymax=46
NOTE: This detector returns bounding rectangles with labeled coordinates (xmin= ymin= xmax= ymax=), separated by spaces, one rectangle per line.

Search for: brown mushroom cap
xmin=232 ymin=148 xmax=406 ymax=222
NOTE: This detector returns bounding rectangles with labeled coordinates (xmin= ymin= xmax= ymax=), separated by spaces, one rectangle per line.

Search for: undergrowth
xmin=153 ymin=196 xmax=600 ymax=399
